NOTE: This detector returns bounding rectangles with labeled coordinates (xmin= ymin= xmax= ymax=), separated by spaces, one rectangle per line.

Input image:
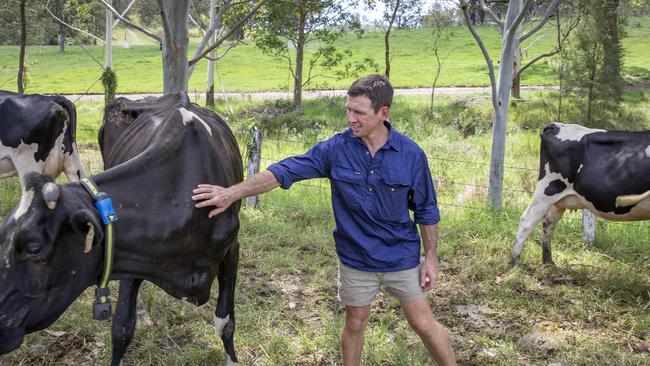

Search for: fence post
xmin=582 ymin=210 xmax=596 ymax=247
xmin=244 ymin=126 xmax=263 ymax=209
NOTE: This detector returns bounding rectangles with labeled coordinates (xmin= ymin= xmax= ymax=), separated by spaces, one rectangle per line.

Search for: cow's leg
xmin=215 ymin=244 xmax=239 ymax=366
xmin=540 ymin=205 xmax=565 ymax=265
xmin=111 ymin=279 xmax=143 ymax=366
xmin=135 ymin=292 xmax=153 ymax=326
xmin=511 ymin=193 xmax=556 ymax=266
xmin=11 ymin=154 xmax=44 ymax=187
xmin=62 ymin=145 xmax=86 ymax=181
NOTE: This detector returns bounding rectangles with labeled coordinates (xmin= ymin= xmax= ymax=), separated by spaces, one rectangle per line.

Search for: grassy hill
xmin=0 ymin=18 xmax=648 ymax=94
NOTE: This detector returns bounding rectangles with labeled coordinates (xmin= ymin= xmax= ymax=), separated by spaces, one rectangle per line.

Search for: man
xmin=192 ymin=74 xmax=456 ymax=365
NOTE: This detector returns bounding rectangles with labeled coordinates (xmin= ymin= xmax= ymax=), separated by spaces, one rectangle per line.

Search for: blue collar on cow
xmin=79 ymin=177 xmax=118 ymax=321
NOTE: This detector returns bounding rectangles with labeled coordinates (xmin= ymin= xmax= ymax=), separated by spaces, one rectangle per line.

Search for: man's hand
xmin=419 ymin=256 xmax=438 ymax=292
xmin=192 ymin=184 xmax=236 ymax=218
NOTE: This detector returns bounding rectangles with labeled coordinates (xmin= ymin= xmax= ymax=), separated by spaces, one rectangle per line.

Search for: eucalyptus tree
xmin=252 ymin=0 xmax=362 ymax=109
xmin=476 ymin=0 xmax=581 ymax=99
xmin=18 ymin=0 xmax=27 ymax=94
xmin=459 ymin=0 xmax=560 ymax=208
xmin=98 ymin=0 xmax=266 ymax=94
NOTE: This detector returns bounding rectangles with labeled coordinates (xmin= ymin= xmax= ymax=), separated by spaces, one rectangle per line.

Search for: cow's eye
xmin=26 ymin=243 xmax=43 ymax=256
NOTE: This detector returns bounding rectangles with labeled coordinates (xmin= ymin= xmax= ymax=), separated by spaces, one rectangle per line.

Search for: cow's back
xmin=0 ymin=91 xmax=67 ymax=162
xmin=96 ymin=92 xmax=242 ymax=304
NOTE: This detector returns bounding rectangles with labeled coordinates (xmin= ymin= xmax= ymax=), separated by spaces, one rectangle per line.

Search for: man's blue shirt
xmin=267 ymin=122 xmax=440 ymax=272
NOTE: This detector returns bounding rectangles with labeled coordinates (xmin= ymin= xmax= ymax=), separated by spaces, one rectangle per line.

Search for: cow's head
xmin=0 ymin=173 xmax=104 ymax=354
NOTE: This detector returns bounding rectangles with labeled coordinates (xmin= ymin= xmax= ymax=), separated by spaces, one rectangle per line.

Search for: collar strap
xmin=80 ymin=178 xmax=118 ymax=320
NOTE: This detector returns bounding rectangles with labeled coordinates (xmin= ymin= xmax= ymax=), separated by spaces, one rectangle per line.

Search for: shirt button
xmin=368 ymin=187 xmax=373 ymax=192
xmin=390 ymin=188 xmax=395 ymax=192
xmin=366 ymin=151 xmax=369 ymax=155
xmin=370 ymin=170 xmax=374 ymax=174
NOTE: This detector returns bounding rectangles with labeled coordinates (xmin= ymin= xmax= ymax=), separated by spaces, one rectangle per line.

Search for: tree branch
xmin=189 ymin=0 xmax=233 ymax=68
xmin=459 ymin=0 xmax=497 ymax=111
xmin=112 ymin=0 xmax=138 ymax=29
xmin=516 ymin=49 xmax=559 ymax=79
xmin=479 ymin=0 xmax=503 ymax=30
xmin=98 ymin=0 xmax=162 ymax=43
xmin=516 ymin=2 xmax=581 ymax=80
xmin=505 ymin=0 xmax=534 ymax=44
xmin=157 ymin=0 xmax=173 ymax=48
xmin=204 ymin=41 xmax=239 ymax=61
xmin=189 ymin=0 xmax=267 ymax=66
xmin=519 ymin=0 xmax=560 ymax=43
xmin=45 ymin=0 xmax=105 ymax=44
xmin=188 ymin=14 xmax=204 ymax=33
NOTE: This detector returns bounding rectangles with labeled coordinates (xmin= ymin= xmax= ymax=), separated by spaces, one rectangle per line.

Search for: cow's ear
xmin=69 ymin=209 xmax=104 ymax=253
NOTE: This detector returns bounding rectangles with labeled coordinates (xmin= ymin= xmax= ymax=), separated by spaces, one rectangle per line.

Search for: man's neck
xmin=361 ymin=123 xmax=390 ymax=157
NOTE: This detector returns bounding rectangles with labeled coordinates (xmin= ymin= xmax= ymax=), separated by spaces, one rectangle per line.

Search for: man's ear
xmin=380 ymin=105 xmax=390 ymax=120
xmin=69 ymin=209 xmax=104 ymax=253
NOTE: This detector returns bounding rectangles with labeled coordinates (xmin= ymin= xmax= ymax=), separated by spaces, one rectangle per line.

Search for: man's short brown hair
xmin=347 ymin=74 xmax=393 ymax=113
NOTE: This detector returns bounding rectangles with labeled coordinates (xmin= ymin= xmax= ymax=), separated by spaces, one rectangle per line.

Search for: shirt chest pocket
xmin=331 ymin=167 xmax=365 ymax=210
xmin=375 ymin=175 xmax=411 ymax=223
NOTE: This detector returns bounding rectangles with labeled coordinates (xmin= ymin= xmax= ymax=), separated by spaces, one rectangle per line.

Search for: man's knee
xmin=345 ymin=307 xmax=370 ymax=333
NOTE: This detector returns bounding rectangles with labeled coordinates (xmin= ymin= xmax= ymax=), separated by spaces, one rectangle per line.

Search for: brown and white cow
xmin=512 ymin=123 xmax=650 ymax=265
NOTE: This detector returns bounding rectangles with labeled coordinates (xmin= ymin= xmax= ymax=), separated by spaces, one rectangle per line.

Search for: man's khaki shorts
xmin=337 ymin=260 xmax=426 ymax=307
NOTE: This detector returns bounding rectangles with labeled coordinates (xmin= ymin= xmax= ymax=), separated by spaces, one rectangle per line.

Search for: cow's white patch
xmin=214 ymin=314 xmax=230 ymax=337
xmin=645 ymin=145 xmax=650 ymax=158
xmin=0 ymin=141 xmax=42 ymax=179
xmin=541 ymin=163 xmax=572 ymax=197
xmin=554 ymin=123 xmax=606 ymax=142
xmin=13 ymin=189 xmax=34 ymax=220
xmin=178 ymin=107 xmax=212 ymax=136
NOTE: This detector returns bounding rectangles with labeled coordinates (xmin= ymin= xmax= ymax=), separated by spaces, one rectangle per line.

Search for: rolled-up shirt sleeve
xmin=409 ymin=152 xmax=440 ymax=224
xmin=267 ymin=140 xmax=330 ymax=189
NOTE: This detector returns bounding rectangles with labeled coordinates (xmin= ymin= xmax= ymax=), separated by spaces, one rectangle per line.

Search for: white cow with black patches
xmin=512 ymin=123 xmax=650 ymax=266
xmin=0 ymin=91 xmax=86 ymax=187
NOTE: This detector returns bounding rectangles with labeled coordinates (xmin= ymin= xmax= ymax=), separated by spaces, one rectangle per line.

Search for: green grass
xmin=1 ymin=92 xmax=649 ymax=365
xmin=0 ymin=17 xmax=649 ymax=94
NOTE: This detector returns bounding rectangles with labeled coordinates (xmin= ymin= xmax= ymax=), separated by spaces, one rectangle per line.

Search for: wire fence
xmin=237 ymin=132 xmax=650 ymax=242
xmin=56 ymin=123 xmax=650 ymax=245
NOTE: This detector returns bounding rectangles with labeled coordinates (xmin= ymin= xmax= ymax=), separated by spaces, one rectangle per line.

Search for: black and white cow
xmin=511 ymin=123 xmax=650 ymax=266
xmin=0 ymin=91 xmax=85 ymax=184
xmin=0 ymin=93 xmax=243 ymax=365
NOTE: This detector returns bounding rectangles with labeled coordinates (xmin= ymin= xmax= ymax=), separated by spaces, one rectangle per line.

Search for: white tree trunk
xmin=105 ymin=0 xmax=113 ymax=70
xmin=487 ymin=0 xmax=522 ymax=208
xmin=161 ymin=0 xmax=190 ymax=95
xmin=206 ymin=0 xmax=217 ymax=106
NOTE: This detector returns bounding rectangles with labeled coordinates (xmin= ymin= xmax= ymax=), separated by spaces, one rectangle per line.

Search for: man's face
xmin=345 ymin=95 xmax=388 ymax=140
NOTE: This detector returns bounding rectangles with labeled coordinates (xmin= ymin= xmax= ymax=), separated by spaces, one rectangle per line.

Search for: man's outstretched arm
xmin=192 ymin=170 xmax=281 ymax=218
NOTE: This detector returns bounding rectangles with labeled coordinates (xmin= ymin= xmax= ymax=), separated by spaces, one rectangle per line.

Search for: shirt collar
xmin=384 ymin=120 xmax=401 ymax=152
xmin=345 ymin=120 xmax=401 ymax=152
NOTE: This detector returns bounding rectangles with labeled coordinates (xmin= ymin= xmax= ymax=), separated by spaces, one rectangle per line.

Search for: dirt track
xmin=63 ymin=86 xmax=557 ymax=103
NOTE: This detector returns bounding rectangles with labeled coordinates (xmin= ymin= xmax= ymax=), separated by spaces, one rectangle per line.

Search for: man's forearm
xmin=232 ymin=170 xmax=281 ymax=200
xmin=419 ymin=224 xmax=439 ymax=259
